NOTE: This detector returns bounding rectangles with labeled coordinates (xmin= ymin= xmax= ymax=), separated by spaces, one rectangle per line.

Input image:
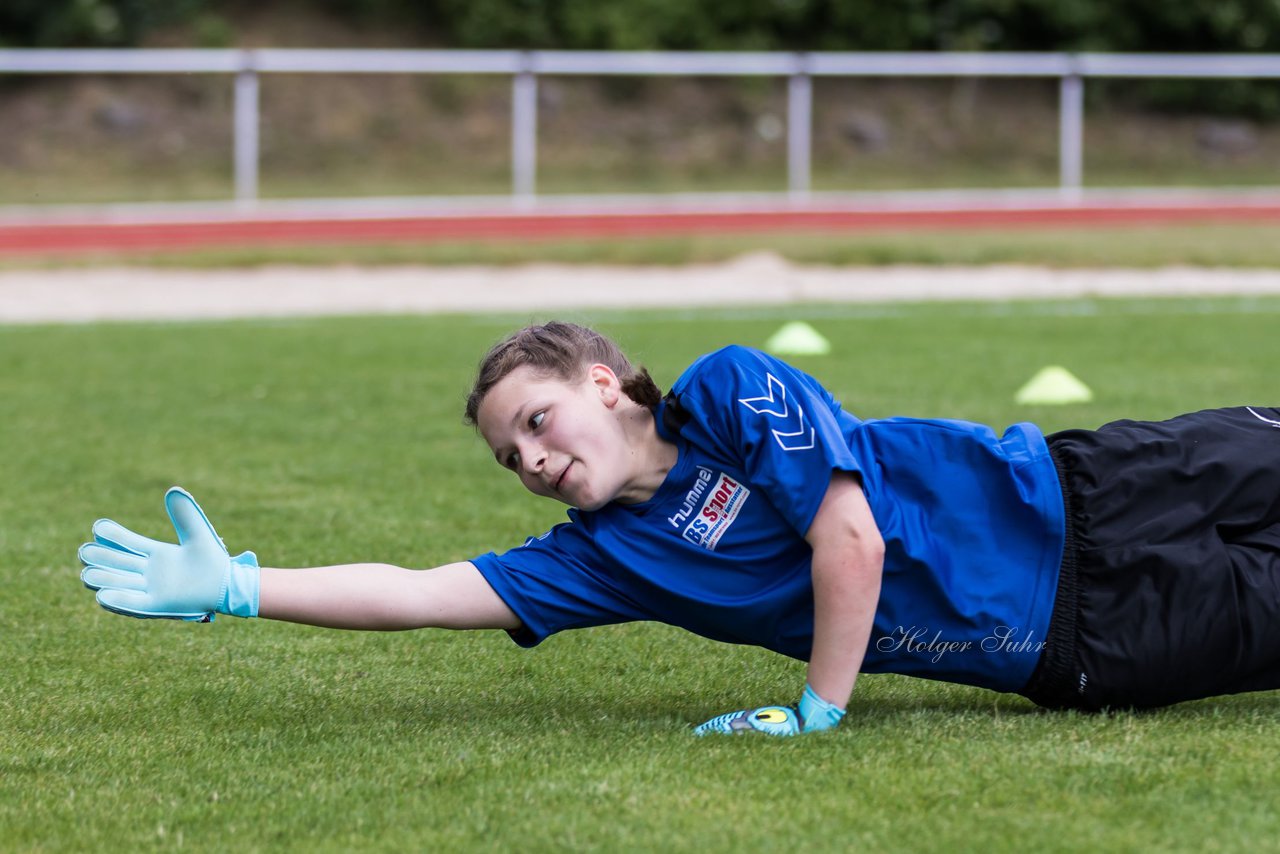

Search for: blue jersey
xmin=471 ymin=346 xmax=1065 ymax=693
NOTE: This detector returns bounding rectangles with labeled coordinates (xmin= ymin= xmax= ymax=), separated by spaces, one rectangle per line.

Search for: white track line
xmin=5 ymin=255 xmax=1280 ymax=324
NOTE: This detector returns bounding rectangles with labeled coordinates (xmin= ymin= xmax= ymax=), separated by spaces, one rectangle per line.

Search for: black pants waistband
xmin=1018 ymin=439 xmax=1083 ymax=709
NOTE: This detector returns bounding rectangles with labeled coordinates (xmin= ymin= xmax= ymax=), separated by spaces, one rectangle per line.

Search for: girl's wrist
xmin=799 ymin=683 xmax=846 ymax=732
xmin=219 ymin=551 xmax=261 ymax=618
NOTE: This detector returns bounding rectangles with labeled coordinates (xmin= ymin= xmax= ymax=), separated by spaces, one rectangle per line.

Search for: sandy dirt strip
xmin=4 ymin=253 xmax=1280 ymax=324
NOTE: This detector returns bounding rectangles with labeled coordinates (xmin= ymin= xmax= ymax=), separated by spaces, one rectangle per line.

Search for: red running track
xmin=3 ymin=201 xmax=1280 ymax=256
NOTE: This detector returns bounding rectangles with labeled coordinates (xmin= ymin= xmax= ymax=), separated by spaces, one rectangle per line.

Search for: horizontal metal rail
xmin=3 ymin=49 xmax=1279 ymax=204
xmin=6 ymin=49 xmax=1280 ymax=77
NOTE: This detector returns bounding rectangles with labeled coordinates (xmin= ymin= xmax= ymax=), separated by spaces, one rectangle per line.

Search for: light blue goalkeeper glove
xmin=693 ymin=705 xmax=803 ymax=736
xmin=693 ymin=684 xmax=846 ymax=736
xmin=79 ymin=487 xmax=260 ymax=622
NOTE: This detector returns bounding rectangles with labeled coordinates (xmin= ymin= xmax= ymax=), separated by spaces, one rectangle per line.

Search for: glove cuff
xmin=798 ymin=683 xmax=846 ymax=732
xmin=219 ymin=551 xmax=261 ymax=618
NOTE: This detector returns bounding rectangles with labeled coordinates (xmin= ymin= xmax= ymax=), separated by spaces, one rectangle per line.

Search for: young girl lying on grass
xmin=79 ymin=321 xmax=1280 ymax=734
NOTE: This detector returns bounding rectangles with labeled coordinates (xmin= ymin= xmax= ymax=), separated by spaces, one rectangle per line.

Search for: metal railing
xmin=4 ymin=49 xmax=1280 ymax=205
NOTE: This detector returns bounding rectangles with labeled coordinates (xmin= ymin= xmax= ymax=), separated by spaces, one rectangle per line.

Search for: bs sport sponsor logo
xmin=670 ymin=467 xmax=750 ymax=551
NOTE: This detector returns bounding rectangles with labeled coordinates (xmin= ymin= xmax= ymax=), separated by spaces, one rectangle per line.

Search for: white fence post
xmin=787 ymin=55 xmax=812 ymax=199
xmin=233 ymin=53 xmax=260 ymax=205
xmin=512 ymin=52 xmax=538 ymax=202
xmin=1058 ymin=65 xmax=1084 ymax=196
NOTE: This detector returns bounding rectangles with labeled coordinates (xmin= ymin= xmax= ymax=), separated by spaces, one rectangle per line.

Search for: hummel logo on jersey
xmin=668 ymin=466 xmax=714 ymax=529
xmin=680 ymin=472 xmax=750 ymax=551
xmin=738 ymin=373 xmax=816 ymax=452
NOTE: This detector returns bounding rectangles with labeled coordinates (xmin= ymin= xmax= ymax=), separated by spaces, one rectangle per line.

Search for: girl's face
xmin=476 ymin=363 xmax=640 ymax=511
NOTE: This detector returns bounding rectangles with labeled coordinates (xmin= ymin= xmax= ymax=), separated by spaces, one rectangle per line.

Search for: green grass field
xmin=4 ymin=299 xmax=1280 ymax=851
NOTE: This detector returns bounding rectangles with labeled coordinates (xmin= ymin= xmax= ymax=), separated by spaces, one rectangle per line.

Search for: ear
xmin=587 ymin=363 xmax=622 ymax=407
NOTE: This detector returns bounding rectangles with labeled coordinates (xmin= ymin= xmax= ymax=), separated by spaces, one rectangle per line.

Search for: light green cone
xmin=1015 ymin=366 xmax=1094 ymax=405
xmin=765 ymin=321 xmax=831 ymax=356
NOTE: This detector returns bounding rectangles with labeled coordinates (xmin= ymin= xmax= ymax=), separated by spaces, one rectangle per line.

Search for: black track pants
xmin=1022 ymin=406 xmax=1280 ymax=711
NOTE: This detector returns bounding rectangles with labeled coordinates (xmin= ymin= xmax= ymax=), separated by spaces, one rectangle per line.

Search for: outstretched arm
xmin=79 ymin=486 xmax=519 ymax=633
xmin=260 ymin=561 xmax=518 ymax=631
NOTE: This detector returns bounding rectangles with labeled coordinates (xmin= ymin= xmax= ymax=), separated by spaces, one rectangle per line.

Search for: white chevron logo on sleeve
xmin=738 ymin=373 xmax=816 ymax=451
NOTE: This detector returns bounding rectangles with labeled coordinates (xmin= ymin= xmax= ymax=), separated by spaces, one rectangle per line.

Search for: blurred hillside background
xmin=3 ymin=0 xmax=1280 ymax=205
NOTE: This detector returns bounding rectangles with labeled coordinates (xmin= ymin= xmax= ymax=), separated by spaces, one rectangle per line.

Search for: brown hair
xmin=464 ymin=321 xmax=663 ymax=425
